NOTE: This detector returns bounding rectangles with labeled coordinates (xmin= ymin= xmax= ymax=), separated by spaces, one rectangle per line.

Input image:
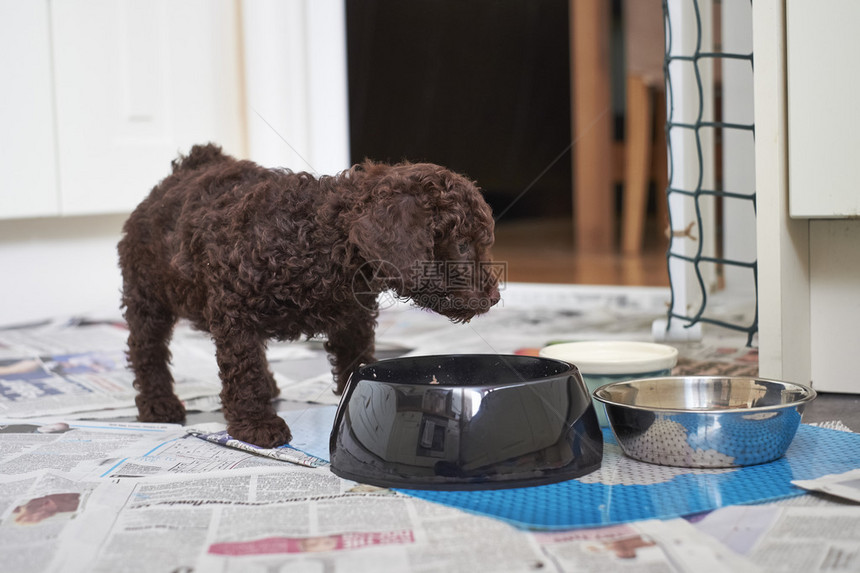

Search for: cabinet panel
xmin=0 ymin=1 xmax=60 ymax=219
xmin=787 ymin=0 xmax=860 ymax=218
xmin=809 ymin=220 xmax=860 ymax=392
xmin=51 ymin=0 xmax=245 ymax=216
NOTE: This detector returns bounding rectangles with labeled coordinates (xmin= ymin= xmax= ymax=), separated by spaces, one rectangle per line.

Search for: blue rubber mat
xmin=397 ymin=425 xmax=860 ymax=530
xmin=286 ymin=410 xmax=860 ymax=531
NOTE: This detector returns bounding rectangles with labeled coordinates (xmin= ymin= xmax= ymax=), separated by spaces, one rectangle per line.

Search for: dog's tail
xmin=171 ymin=143 xmax=230 ymax=174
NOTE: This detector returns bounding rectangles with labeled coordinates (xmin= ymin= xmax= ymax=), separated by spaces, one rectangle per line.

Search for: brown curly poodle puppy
xmin=118 ymin=144 xmax=500 ymax=447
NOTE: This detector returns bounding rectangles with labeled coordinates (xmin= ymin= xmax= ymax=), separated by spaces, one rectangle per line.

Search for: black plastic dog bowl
xmin=329 ymin=354 xmax=603 ymax=490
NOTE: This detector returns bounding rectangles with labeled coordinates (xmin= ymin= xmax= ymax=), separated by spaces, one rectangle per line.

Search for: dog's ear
xmin=348 ymin=193 xmax=433 ymax=291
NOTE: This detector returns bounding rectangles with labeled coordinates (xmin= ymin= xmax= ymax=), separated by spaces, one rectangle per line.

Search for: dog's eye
xmin=457 ymin=243 xmax=470 ymax=256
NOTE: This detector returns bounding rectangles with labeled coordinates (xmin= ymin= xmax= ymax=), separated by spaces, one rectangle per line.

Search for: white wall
xmin=0 ymin=0 xmax=350 ymax=328
xmin=0 ymin=215 xmax=127 ymax=326
xmin=241 ymin=0 xmax=351 ymax=174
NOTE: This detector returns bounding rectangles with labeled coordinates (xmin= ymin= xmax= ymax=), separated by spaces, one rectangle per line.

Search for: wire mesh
xmin=662 ymin=0 xmax=758 ymax=346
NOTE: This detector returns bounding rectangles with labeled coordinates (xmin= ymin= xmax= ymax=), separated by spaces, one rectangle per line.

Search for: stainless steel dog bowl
xmin=593 ymin=376 xmax=817 ymax=468
xmin=329 ymin=354 xmax=603 ymax=490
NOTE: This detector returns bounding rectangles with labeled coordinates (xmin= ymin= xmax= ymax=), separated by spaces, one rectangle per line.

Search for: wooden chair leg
xmin=652 ymin=88 xmax=670 ymax=246
xmin=571 ymin=0 xmax=615 ymax=254
xmin=622 ymin=74 xmax=653 ymax=255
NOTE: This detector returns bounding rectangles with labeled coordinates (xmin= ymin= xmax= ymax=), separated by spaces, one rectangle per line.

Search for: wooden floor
xmin=492 ymin=217 xmax=670 ymax=287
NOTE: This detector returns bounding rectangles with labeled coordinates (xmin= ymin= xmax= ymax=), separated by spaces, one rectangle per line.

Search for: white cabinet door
xmin=0 ymin=0 xmax=60 ymax=219
xmin=50 ymin=0 xmax=245 ymax=216
xmin=787 ymin=0 xmax=860 ymax=218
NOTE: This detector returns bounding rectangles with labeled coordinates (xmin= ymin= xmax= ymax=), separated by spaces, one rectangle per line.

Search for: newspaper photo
xmin=0 ymin=470 xmax=99 ymax=573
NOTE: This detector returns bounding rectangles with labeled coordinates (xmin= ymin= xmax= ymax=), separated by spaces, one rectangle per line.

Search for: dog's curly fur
xmin=118 ymin=144 xmax=500 ymax=447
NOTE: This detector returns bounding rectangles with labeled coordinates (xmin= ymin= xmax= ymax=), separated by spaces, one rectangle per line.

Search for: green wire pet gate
xmin=659 ymin=0 xmax=757 ymax=346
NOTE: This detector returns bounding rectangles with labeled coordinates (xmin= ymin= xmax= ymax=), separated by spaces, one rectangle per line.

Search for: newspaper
xmin=534 ymin=519 xmax=759 ymax=572
xmin=0 ymin=418 xmax=183 ymax=477
xmin=792 ymin=468 xmax=860 ymax=503
xmin=689 ymin=495 xmax=860 ymax=572
xmin=186 ymin=423 xmax=328 ymax=468
xmin=0 ymin=414 xmax=771 ymax=573
xmin=71 ymin=467 xmax=551 ymax=573
xmin=0 ymin=470 xmax=100 ymax=573
xmin=0 ymin=284 xmax=855 ymax=573
xmin=5 ymin=412 xmax=857 ymax=573
xmin=0 ymin=323 xmax=220 ymax=419
xmin=2 ymin=462 xmax=756 ymax=573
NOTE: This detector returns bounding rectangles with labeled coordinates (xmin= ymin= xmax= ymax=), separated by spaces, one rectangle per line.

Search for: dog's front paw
xmin=136 ymin=393 xmax=186 ymax=423
xmin=228 ymin=416 xmax=292 ymax=448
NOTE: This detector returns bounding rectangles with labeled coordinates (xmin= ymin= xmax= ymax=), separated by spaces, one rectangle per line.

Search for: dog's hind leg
xmin=213 ymin=330 xmax=291 ymax=448
xmin=124 ymin=297 xmax=185 ymax=423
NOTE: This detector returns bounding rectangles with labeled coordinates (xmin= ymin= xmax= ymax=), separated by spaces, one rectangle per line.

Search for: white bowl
xmin=539 ymin=341 xmax=679 ymax=426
